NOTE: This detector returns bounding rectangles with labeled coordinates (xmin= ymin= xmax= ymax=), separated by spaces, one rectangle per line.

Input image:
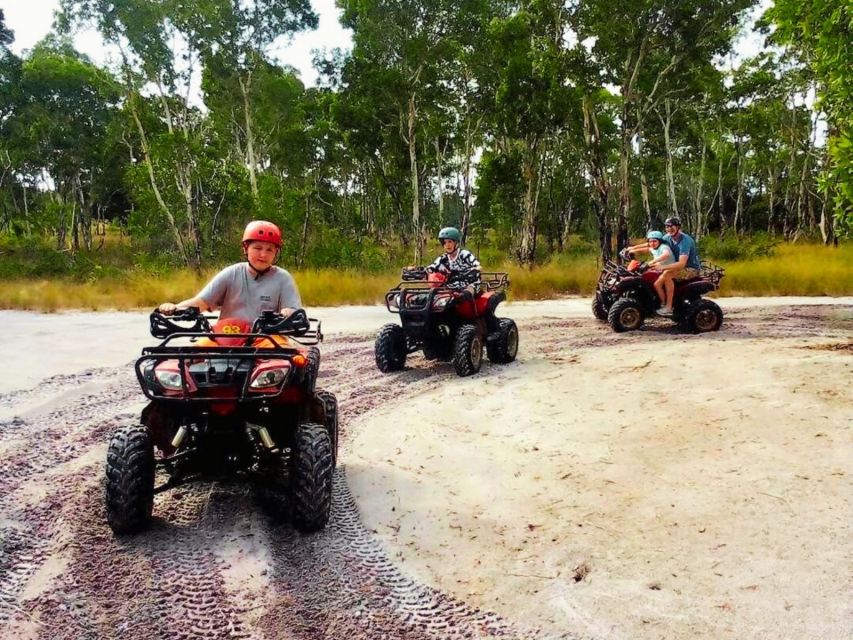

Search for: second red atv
xmin=593 ymin=254 xmax=725 ymax=333
xmin=375 ymin=269 xmax=518 ymax=377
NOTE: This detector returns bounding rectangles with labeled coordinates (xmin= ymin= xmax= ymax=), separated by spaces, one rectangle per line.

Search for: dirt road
xmin=0 ymin=299 xmax=850 ymax=639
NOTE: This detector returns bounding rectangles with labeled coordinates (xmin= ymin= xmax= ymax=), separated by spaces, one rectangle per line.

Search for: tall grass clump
xmin=719 ymin=242 xmax=853 ymax=296
xmin=505 ymin=252 xmax=600 ymax=299
xmin=292 ymin=269 xmax=396 ymax=306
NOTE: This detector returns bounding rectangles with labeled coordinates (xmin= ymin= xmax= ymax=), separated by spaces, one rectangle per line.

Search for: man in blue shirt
xmin=656 ymin=216 xmax=701 ymax=316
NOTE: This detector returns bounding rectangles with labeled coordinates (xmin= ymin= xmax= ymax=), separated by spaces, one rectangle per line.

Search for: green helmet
xmin=646 ymin=230 xmax=664 ymax=242
xmin=438 ymin=226 xmax=462 ymax=242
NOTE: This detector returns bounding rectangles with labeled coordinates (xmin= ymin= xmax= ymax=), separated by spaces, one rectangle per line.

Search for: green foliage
xmin=765 ymin=0 xmax=853 ymax=236
xmin=699 ymin=232 xmax=779 ymax=261
xmin=0 ymin=0 xmax=845 ymax=273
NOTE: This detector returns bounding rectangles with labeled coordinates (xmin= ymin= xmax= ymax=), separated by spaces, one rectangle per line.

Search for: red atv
xmin=593 ymin=254 xmax=725 ymax=333
xmin=105 ymin=308 xmax=337 ymax=534
xmin=375 ymin=269 xmax=518 ymax=377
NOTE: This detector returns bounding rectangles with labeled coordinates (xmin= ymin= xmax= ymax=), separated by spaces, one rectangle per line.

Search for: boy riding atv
xmin=159 ymin=220 xmax=301 ymax=319
xmin=375 ymin=227 xmax=518 ymax=377
xmin=160 ymin=219 xmax=320 ymax=393
xmin=425 ymin=226 xmax=482 ymax=291
xmin=105 ymin=222 xmax=336 ymax=534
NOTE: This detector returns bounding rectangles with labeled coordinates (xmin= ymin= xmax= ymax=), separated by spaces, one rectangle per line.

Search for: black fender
xmin=485 ymin=291 xmax=506 ymax=333
xmin=486 ymin=290 xmax=506 ymax=317
xmin=614 ymin=276 xmax=645 ymax=295
xmin=676 ymin=280 xmax=717 ymax=299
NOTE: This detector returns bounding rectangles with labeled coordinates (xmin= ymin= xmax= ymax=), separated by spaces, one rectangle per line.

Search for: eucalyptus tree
xmin=480 ymin=0 xmax=578 ymax=265
xmin=0 ymin=10 xmax=16 ymax=121
xmin=6 ymin=39 xmax=122 ymax=250
xmin=174 ymin=0 xmax=317 ymax=202
xmin=571 ymin=0 xmax=755 ymax=249
xmin=0 ymin=9 xmax=23 ymax=229
xmin=339 ymin=0 xmax=469 ymax=263
xmin=333 ymin=49 xmax=413 ymax=246
xmin=764 ymin=0 xmax=851 ymax=237
xmin=60 ymin=0 xmax=207 ymax=266
xmin=60 ymin=0 xmax=317 ymax=268
xmin=432 ymin=0 xmax=496 ymax=243
xmin=733 ymin=55 xmax=818 ymax=238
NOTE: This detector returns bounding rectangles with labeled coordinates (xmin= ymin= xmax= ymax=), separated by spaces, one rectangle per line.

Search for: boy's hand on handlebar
xmin=158 ymin=302 xmax=177 ymax=315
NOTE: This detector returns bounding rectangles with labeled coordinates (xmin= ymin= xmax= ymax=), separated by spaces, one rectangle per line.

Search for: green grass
xmin=0 ymin=241 xmax=849 ymax=312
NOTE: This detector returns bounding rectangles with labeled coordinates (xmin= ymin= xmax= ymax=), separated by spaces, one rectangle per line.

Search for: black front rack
xmin=385 ymin=271 xmax=509 ymax=313
xmin=596 ymin=260 xmax=636 ymax=290
xmin=149 ymin=308 xmax=323 ymax=346
xmin=135 ymin=332 xmax=306 ymax=403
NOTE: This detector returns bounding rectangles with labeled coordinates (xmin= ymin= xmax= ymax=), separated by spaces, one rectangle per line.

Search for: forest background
xmin=0 ymin=0 xmax=850 ymax=311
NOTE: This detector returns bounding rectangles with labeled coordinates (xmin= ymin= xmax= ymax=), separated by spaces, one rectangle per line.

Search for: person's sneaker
xmin=656 ymin=307 xmax=673 ymax=317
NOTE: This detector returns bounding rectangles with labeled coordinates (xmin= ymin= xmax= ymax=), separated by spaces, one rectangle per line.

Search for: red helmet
xmin=242 ymin=220 xmax=282 ymax=248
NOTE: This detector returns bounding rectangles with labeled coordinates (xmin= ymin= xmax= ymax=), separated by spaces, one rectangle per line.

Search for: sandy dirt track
xmin=0 ymin=298 xmax=850 ymax=640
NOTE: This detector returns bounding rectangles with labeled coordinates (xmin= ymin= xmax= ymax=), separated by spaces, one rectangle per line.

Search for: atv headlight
xmin=154 ymin=369 xmax=184 ymax=390
xmin=249 ymin=360 xmax=291 ymax=391
xmin=432 ymin=294 xmax=451 ymax=310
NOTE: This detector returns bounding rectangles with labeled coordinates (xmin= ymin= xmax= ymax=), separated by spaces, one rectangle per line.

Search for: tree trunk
xmin=560 ymin=201 xmax=574 ymax=250
xmin=76 ymin=172 xmax=92 ymax=251
xmin=434 ymin=137 xmax=444 ymax=219
xmin=299 ymin=192 xmax=310 ymax=267
xmin=406 ymin=94 xmax=423 ymax=264
xmin=637 ymin=132 xmax=652 ymax=228
xmin=54 ymin=191 xmax=67 ymax=250
xmin=459 ymin=115 xmax=482 ymax=244
xmin=22 ymin=181 xmax=30 ymax=234
xmin=796 ymin=149 xmax=810 ymax=236
xmin=176 ymin=163 xmax=201 ymax=271
xmin=661 ymin=99 xmax=679 ymax=222
xmin=819 ymin=205 xmax=834 ymax=245
xmin=617 ymin=120 xmax=631 ymax=253
xmin=767 ymin=166 xmax=776 ymax=235
xmin=693 ymin=138 xmax=707 ymax=238
xmin=129 ymin=94 xmax=191 ymax=267
xmin=582 ymin=97 xmax=612 ymax=261
xmin=70 ymin=191 xmax=79 ymax=254
xmin=239 ymin=73 xmax=259 ymax=202
xmin=518 ymin=139 xmax=541 ymax=267
xmin=734 ymin=138 xmax=744 ymax=234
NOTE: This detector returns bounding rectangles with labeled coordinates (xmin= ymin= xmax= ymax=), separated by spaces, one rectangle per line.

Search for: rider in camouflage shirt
xmin=427 ymin=227 xmax=481 ymax=288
